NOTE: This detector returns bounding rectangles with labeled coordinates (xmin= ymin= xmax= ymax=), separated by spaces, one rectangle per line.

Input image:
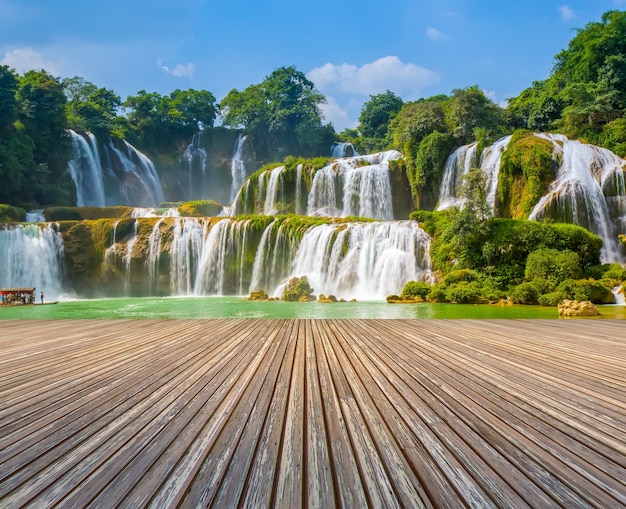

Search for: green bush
xmin=428 ymin=284 xmax=447 ymax=303
xmin=401 ymin=281 xmax=431 ymax=299
xmin=444 ymin=281 xmax=484 ymax=303
xmin=442 ymin=269 xmax=480 ymax=285
xmin=509 ymin=282 xmax=540 ymax=304
xmin=0 ymin=204 xmax=26 ymax=222
xmin=557 ymin=279 xmax=615 ymax=303
xmin=524 ymin=248 xmax=582 ymax=288
xmin=538 ymin=291 xmax=568 ymax=306
xmin=601 ymin=263 xmax=626 ymax=281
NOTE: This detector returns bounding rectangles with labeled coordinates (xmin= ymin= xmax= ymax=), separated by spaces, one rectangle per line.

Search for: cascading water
xmin=182 ymin=132 xmax=207 ymax=200
xmin=0 ymin=224 xmax=64 ymax=299
xmin=307 ymin=151 xmax=400 ymax=220
xmin=107 ymin=139 xmax=165 ymax=206
xmin=282 ymin=220 xmax=432 ymax=300
xmin=194 ymin=219 xmax=253 ymax=295
xmin=436 ymin=142 xmax=478 ymax=211
xmin=67 ymin=130 xmax=107 ymax=207
xmin=230 ymin=134 xmax=248 ymax=202
xmin=529 ymin=134 xmax=626 ymax=262
xmin=612 ymin=284 xmax=625 ymax=305
xmin=436 ymin=136 xmax=511 ymax=213
xmin=170 ymin=218 xmax=207 ymax=295
xmin=331 ymin=142 xmax=359 ymax=158
xmin=262 ymin=166 xmax=285 ymax=215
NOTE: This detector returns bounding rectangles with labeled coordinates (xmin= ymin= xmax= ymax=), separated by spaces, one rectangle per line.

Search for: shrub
xmin=442 ymin=269 xmax=480 ymax=285
xmin=444 ymin=281 xmax=484 ymax=304
xmin=601 ymin=263 xmax=626 ymax=281
xmin=557 ymin=279 xmax=615 ymax=303
xmin=428 ymin=284 xmax=447 ymax=303
xmin=401 ymin=281 xmax=431 ymax=299
xmin=509 ymin=282 xmax=540 ymax=304
xmin=524 ymin=248 xmax=582 ymax=288
xmin=538 ymin=291 xmax=568 ymax=306
xmin=0 ymin=204 xmax=26 ymax=222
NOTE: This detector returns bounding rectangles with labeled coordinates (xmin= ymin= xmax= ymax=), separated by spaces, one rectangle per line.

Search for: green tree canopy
xmin=220 ymin=66 xmax=332 ymax=160
xmin=62 ymin=76 xmax=121 ymax=134
xmin=358 ymin=90 xmax=403 ymax=150
xmin=0 ymin=65 xmax=19 ymax=130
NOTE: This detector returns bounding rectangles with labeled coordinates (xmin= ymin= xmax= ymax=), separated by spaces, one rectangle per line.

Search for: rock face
xmin=558 ymin=299 xmax=600 ymax=317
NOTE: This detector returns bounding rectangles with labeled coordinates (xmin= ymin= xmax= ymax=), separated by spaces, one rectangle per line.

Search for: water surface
xmin=1 ymin=296 xmax=624 ymax=320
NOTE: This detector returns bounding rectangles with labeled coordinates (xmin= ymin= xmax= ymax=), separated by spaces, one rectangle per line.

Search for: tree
xmin=0 ymin=65 xmax=19 ymax=130
xmin=220 ymin=66 xmax=331 ymax=160
xmin=18 ymin=70 xmax=72 ymax=205
xmin=63 ymin=76 xmax=121 ymax=134
xmin=358 ymin=90 xmax=403 ymax=150
xmin=390 ymin=98 xmax=447 ymax=148
xmin=444 ymin=86 xmax=503 ymax=143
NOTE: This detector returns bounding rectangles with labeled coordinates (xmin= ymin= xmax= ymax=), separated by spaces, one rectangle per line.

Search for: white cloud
xmin=559 ymin=5 xmax=575 ymax=21
xmin=307 ymin=56 xmax=440 ymax=98
xmin=0 ymin=47 xmax=60 ymax=75
xmin=158 ymin=59 xmax=195 ymax=79
xmin=426 ymin=26 xmax=445 ymax=40
xmin=318 ymin=96 xmax=357 ymax=131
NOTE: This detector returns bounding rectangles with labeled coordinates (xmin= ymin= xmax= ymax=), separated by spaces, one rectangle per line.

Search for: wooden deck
xmin=0 ymin=319 xmax=624 ymax=508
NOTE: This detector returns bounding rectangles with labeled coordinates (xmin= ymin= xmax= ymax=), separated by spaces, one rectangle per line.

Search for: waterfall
xmin=182 ymin=132 xmax=207 ymax=200
xmin=282 ymin=220 xmax=432 ymax=300
xmin=482 ymin=135 xmax=512 ymax=212
xmin=249 ymin=220 xmax=300 ymax=293
xmin=307 ymin=151 xmax=400 ymax=220
xmin=67 ymin=130 xmax=106 ymax=207
xmin=230 ymin=134 xmax=248 ymax=202
xmin=26 ymin=210 xmax=45 ymax=223
xmin=331 ymin=142 xmax=358 ymax=158
xmin=262 ymin=166 xmax=285 ymax=215
xmin=612 ymin=284 xmax=625 ymax=305
xmin=436 ymin=142 xmax=478 ymax=210
xmin=295 ymin=164 xmax=305 ymax=215
xmin=194 ymin=219 xmax=252 ymax=295
xmin=0 ymin=224 xmax=64 ymax=299
xmin=107 ymin=139 xmax=165 ymax=206
xmin=170 ymin=218 xmax=207 ymax=296
xmin=529 ymin=134 xmax=626 ymax=262
xmin=146 ymin=219 xmax=165 ymax=293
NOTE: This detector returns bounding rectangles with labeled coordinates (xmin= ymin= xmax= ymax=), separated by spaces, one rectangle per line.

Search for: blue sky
xmin=2 ymin=0 xmax=625 ymax=131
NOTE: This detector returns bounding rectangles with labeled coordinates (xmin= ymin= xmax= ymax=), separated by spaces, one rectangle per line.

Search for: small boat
xmin=0 ymin=287 xmax=37 ymax=306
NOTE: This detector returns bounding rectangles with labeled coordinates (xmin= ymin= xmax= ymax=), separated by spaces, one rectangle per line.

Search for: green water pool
xmin=1 ymin=296 xmax=625 ymax=320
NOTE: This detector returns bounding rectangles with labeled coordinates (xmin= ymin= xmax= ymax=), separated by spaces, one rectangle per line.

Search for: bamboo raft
xmin=0 ymin=319 xmax=624 ymax=508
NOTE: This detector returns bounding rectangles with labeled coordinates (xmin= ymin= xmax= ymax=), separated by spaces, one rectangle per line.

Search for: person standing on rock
xmin=40 ymin=291 xmax=44 ymax=304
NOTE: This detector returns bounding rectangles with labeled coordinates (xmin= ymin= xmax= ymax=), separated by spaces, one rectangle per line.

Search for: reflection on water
xmin=1 ymin=296 xmax=625 ymax=320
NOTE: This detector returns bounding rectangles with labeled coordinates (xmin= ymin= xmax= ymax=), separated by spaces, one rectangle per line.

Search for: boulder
xmin=558 ymin=299 xmax=600 ymax=317
xmin=318 ymin=294 xmax=338 ymax=303
xmin=386 ymin=294 xmax=423 ymax=304
xmin=244 ymin=289 xmax=269 ymax=301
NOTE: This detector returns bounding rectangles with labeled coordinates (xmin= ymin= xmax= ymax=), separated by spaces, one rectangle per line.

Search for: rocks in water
xmin=386 ymin=294 xmax=424 ymax=304
xmin=245 ymin=289 xmax=269 ymax=301
xmin=283 ymin=276 xmax=315 ymax=302
xmin=318 ymin=293 xmax=338 ymax=303
xmin=558 ymin=299 xmax=600 ymax=317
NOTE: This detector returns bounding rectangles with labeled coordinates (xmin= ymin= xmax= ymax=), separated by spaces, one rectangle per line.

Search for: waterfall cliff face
xmin=66 ymin=131 xmax=165 ymax=207
xmin=68 ymin=130 xmax=106 ymax=207
xmin=436 ymin=136 xmax=511 ymax=212
xmin=103 ymin=217 xmax=432 ymax=299
xmin=435 ymin=133 xmax=626 ymax=263
xmin=307 ymin=151 xmax=399 ymax=220
xmin=0 ymin=224 xmax=64 ymax=299
xmin=528 ymin=134 xmax=626 ymax=262
xmin=182 ymin=132 xmax=208 ymax=201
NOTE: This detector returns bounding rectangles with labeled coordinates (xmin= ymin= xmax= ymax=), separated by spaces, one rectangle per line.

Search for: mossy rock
xmin=318 ymin=293 xmax=338 ymax=303
xmin=386 ymin=294 xmax=423 ymax=304
xmin=178 ymin=200 xmax=223 ymax=217
xmin=245 ymin=290 xmax=269 ymax=301
xmin=282 ymin=276 xmax=315 ymax=302
xmin=45 ymin=206 xmax=131 ymax=221
xmin=0 ymin=204 xmax=26 ymax=223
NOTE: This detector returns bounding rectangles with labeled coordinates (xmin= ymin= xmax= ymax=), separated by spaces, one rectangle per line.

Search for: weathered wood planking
xmin=0 ymin=319 xmax=624 ymax=508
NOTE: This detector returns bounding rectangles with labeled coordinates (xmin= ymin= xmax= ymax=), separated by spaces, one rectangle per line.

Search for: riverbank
xmin=0 ymin=296 xmax=625 ymax=320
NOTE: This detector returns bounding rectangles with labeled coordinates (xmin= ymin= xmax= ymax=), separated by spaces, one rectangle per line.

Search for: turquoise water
xmin=1 ymin=296 xmax=624 ymax=320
